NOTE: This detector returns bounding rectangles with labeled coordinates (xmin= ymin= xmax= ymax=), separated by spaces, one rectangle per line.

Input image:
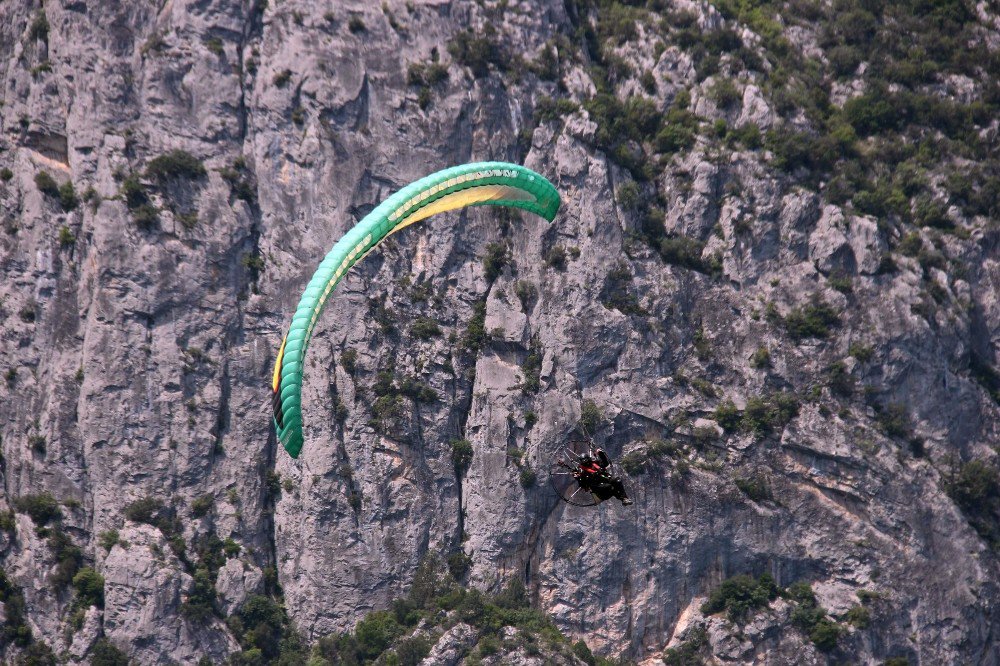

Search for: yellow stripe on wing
xmin=390 ymin=185 xmax=535 ymax=235
xmin=272 ymin=335 xmax=288 ymax=392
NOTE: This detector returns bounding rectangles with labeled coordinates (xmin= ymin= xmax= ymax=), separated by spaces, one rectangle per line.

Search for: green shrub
xmin=661 ymin=626 xmax=708 ymax=665
xmin=447 ymin=551 xmax=472 ymax=580
xmin=181 ymin=568 xmax=216 ymax=622
xmin=544 ymin=245 xmax=567 ymax=270
xmin=58 ymin=225 xmax=76 ymax=246
xmin=190 ymin=494 xmax=214 ymax=518
xmin=734 ymin=474 xmax=771 ymax=502
xmin=98 ymin=530 xmax=120 ymax=551
xmin=573 ymin=639 xmax=597 ymax=666
xmin=659 ymin=235 xmax=710 ymax=273
xmin=700 ymin=574 xmax=778 ymax=623
xmin=809 ymin=618 xmax=842 ymax=651
xmin=750 ymin=346 xmax=770 ymax=368
xmin=72 ymin=567 xmax=105 ymax=608
xmin=0 ymin=168 xmax=13 ymax=182
xmin=448 ymin=27 xmax=507 ymax=77
xmin=124 ymin=497 xmax=164 ymax=525
xmin=48 ymin=528 xmax=83 ymax=588
xmin=204 ymin=37 xmax=224 ymax=56
xmin=876 ymin=402 xmax=910 ymax=438
xmin=14 ymin=493 xmax=62 ymax=526
xmin=710 ymin=78 xmax=741 ymax=109
xmin=340 ymin=348 xmax=358 ymax=374
xmin=714 ymin=400 xmax=741 ymax=432
xmin=58 ymin=181 xmax=79 ymax=211
xmin=534 ymin=96 xmax=579 ymax=124
xmin=783 ymin=295 xmax=840 ymax=340
xmin=393 ymin=634 xmax=433 ymax=665
xmin=451 ymin=439 xmax=474 ymax=475
xmin=355 ymin=611 xmax=403 ymax=661
xmin=515 ymin=280 xmax=536 ymax=309
xmin=407 ymin=61 xmax=449 ymax=88
xmin=461 ymin=301 xmax=488 ymax=352
xmin=601 ymin=262 xmax=646 ymax=316
xmin=519 ymin=466 xmax=537 ymax=488
xmin=90 ymin=638 xmax=129 ymax=666
xmin=29 ymin=11 xmax=49 ymax=41
xmin=826 ymin=360 xmax=855 ymax=397
xmin=410 ymin=316 xmax=441 ymax=340
xmin=35 ymin=170 xmax=59 ymax=197
xmin=579 ymin=400 xmax=603 ymax=435
xmin=146 ymin=150 xmax=207 ymax=182
xmin=482 ymin=242 xmax=508 ymax=281
xmin=844 ymin=604 xmax=870 ymax=628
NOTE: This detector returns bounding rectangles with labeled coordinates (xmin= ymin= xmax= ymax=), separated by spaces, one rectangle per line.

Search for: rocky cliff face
xmin=1 ymin=0 xmax=999 ymax=664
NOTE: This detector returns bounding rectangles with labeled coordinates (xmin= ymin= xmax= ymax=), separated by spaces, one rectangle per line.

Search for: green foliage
xmin=658 ymin=235 xmax=714 ymax=275
xmin=876 ymin=402 xmax=911 ymax=438
xmin=520 ymin=338 xmax=543 ymax=394
xmin=448 ymin=26 xmax=508 ymax=77
xmin=191 ymin=494 xmax=214 ymax=518
xmin=451 ymin=439 xmax=473 ymax=475
xmin=709 ymin=78 xmax=741 ymax=109
xmin=544 ymin=245 xmax=567 ymax=270
xmin=661 ymin=626 xmax=708 ymax=665
xmin=601 ymin=262 xmax=647 ymax=316
xmin=28 ymin=11 xmax=49 ymax=41
xmin=714 ymin=400 xmax=741 ymax=432
xmin=970 ymin=353 xmax=1000 ymax=405
xmin=461 ymin=301 xmax=488 ymax=353
xmin=120 ymin=174 xmax=158 ymax=229
xmin=734 ymin=474 xmax=771 ymax=502
xmin=514 ymin=280 xmax=536 ymax=309
xmin=844 ymin=604 xmax=870 ymax=628
xmin=58 ymin=181 xmax=78 ymax=211
xmin=72 ymin=567 xmax=105 ymax=608
xmin=750 ymin=346 xmax=770 ymax=369
xmin=0 ymin=570 xmax=33 ymax=647
xmin=98 ymin=530 xmax=120 ymax=551
xmin=340 ymin=348 xmax=358 ymax=375
xmin=945 ymin=459 xmax=1000 ymax=546
xmin=0 ymin=511 xmax=14 ymax=533
xmin=519 ymin=466 xmax=537 ymax=488
xmin=782 ymin=295 xmax=840 ymax=340
xmin=578 ymin=400 xmax=603 ymax=435
xmin=535 ymin=96 xmax=580 ymax=123
xmin=371 ymin=395 xmax=404 ymax=434
xmin=355 ymin=611 xmax=403 ymax=661
xmin=482 ymin=242 xmax=508 ymax=281
xmin=700 ymin=574 xmax=778 ymax=623
xmin=34 ymin=171 xmax=59 ymax=197
xmin=48 ymin=527 xmax=83 ymax=589
xmin=146 ymin=150 xmax=207 ymax=182
xmin=786 ymin=581 xmax=842 ymax=651
xmin=410 ymin=316 xmax=441 ymax=340
xmin=58 ymin=225 xmax=76 ymax=246
xmin=14 ymin=493 xmax=62 ymax=526
xmin=124 ymin=496 xmax=164 ymax=525
xmin=90 ymin=638 xmax=129 ymax=666
xmin=0 ymin=167 xmax=13 ymax=181
xmin=826 ymin=360 xmax=855 ymax=397
xmin=849 ymin=343 xmax=874 ymax=363
xmin=447 ymin=551 xmax=472 ymax=580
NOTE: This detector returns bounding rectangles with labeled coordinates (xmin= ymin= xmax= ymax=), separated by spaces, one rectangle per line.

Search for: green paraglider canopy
xmin=272 ymin=162 xmax=561 ymax=457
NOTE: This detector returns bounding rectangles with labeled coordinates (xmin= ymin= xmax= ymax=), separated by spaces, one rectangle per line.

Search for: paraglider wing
xmin=272 ymin=162 xmax=561 ymax=458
